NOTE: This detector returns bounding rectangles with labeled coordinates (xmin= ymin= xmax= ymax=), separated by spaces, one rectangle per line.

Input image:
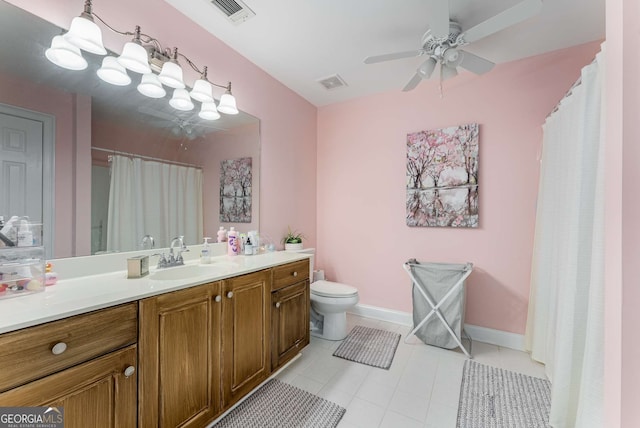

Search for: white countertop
xmin=0 ymin=251 xmax=310 ymax=335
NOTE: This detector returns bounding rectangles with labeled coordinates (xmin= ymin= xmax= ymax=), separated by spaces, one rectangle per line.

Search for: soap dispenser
xmin=200 ymin=237 xmax=212 ymax=264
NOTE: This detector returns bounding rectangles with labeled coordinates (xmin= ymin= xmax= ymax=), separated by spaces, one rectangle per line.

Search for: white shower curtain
xmin=106 ymin=155 xmax=203 ymax=252
xmin=525 ymin=44 xmax=605 ymax=428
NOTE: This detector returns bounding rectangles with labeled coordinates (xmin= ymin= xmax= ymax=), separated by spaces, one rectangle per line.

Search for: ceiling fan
xmin=364 ymin=0 xmax=542 ymax=91
xmin=137 ymin=106 xmax=226 ymax=140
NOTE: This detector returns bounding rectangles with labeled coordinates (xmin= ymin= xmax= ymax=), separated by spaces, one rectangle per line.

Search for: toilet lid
xmin=311 ymin=280 xmax=358 ymax=298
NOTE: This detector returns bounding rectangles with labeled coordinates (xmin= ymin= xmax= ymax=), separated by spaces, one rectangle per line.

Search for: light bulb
xmin=137 ymin=73 xmax=166 ymax=98
xmin=63 ymin=15 xmax=106 ymax=55
xmin=217 ymin=92 xmax=238 ymax=115
xmin=97 ymin=56 xmax=131 ymax=86
xmin=117 ymin=42 xmax=151 ymax=74
xmin=190 ymin=79 xmax=214 ymax=103
xmin=199 ymin=102 xmax=220 ymax=120
xmin=169 ymin=88 xmax=194 ymax=111
xmin=158 ymin=61 xmax=185 ymax=89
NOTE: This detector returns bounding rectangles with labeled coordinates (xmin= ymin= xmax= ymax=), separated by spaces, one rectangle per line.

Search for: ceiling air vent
xmin=317 ymin=74 xmax=348 ymax=91
xmin=209 ymin=0 xmax=255 ymax=25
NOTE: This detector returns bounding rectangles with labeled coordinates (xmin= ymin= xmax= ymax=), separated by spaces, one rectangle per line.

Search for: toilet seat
xmin=311 ymin=280 xmax=358 ymax=298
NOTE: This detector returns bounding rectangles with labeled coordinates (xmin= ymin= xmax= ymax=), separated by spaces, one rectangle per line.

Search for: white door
xmin=0 ymin=112 xmax=44 ymax=244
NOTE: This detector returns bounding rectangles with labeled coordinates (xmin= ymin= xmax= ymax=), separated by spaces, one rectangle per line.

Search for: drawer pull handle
xmin=124 ymin=366 xmax=136 ymax=378
xmin=227 ymin=291 xmax=233 ymax=299
xmin=215 ymin=295 xmax=222 ymax=302
xmin=275 ymin=302 xmax=281 ymax=308
xmin=293 ymin=271 xmax=298 ymax=277
xmin=51 ymin=342 xmax=67 ymax=355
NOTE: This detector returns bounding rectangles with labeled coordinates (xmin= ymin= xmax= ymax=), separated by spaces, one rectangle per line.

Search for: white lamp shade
xmin=117 ymin=42 xmax=151 ymax=74
xmin=199 ymin=102 xmax=220 ymax=120
xmin=158 ymin=61 xmax=185 ymax=89
xmin=418 ymin=57 xmax=437 ymax=78
xmin=190 ymin=79 xmax=214 ymax=103
xmin=137 ymin=73 xmax=166 ymax=98
xmin=97 ymin=56 xmax=131 ymax=86
xmin=217 ymin=93 xmax=239 ymax=115
xmin=45 ymin=35 xmax=88 ymax=71
xmin=63 ymin=16 xmax=106 ymax=55
xmin=441 ymin=64 xmax=458 ymax=81
xmin=169 ymin=88 xmax=194 ymax=111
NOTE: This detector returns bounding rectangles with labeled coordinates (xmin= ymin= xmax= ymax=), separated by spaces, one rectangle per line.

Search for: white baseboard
xmin=348 ymin=303 xmax=525 ymax=351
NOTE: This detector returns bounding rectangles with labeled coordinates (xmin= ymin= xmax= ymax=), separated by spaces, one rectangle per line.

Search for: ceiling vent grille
xmin=209 ymin=0 xmax=255 ymax=25
xmin=317 ymin=74 xmax=348 ymax=91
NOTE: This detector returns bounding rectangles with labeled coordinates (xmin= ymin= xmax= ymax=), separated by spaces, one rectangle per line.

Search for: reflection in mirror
xmin=0 ymin=1 xmax=260 ymax=258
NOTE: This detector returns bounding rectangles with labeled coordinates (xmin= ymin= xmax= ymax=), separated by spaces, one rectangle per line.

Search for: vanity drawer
xmin=272 ymin=260 xmax=309 ymax=291
xmin=0 ymin=302 xmax=137 ymax=392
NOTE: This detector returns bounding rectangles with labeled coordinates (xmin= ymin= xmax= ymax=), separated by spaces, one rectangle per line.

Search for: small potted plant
xmin=282 ymin=227 xmax=304 ymax=251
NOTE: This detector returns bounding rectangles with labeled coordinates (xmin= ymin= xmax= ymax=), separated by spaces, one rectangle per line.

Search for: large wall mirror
xmin=0 ymin=1 xmax=260 ymax=259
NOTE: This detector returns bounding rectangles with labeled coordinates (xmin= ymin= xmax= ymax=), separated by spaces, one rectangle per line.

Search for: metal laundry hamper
xmin=404 ymin=259 xmax=473 ymax=358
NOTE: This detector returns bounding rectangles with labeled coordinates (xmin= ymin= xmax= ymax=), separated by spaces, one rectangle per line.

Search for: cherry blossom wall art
xmin=220 ymin=157 xmax=252 ymax=223
xmin=406 ymin=123 xmax=479 ymax=228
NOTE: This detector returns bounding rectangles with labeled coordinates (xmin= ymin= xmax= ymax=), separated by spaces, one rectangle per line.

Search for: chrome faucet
xmin=169 ymin=236 xmax=188 ymax=265
xmin=140 ymin=234 xmax=155 ymax=250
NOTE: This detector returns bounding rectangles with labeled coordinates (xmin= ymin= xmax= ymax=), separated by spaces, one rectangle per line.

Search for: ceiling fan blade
xmin=364 ymin=50 xmax=424 ymax=64
xmin=426 ymin=0 xmax=450 ymax=39
xmin=402 ymin=73 xmax=423 ymax=92
xmin=461 ymin=0 xmax=542 ymax=44
xmin=458 ymin=50 xmax=495 ymax=74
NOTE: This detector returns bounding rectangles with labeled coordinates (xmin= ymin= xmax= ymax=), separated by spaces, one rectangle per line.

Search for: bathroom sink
xmin=149 ymin=264 xmax=228 ymax=281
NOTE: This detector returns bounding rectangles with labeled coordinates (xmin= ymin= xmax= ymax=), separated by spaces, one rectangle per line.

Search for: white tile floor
xmin=275 ymin=314 xmax=546 ymax=428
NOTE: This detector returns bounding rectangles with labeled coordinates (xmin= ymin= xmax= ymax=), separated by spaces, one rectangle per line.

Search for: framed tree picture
xmin=220 ymin=157 xmax=252 ymax=223
xmin=406 ymin=123 xmax=479 ymax=228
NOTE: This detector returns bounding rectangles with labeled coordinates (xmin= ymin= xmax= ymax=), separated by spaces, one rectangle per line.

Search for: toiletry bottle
xmin=17 ymin=219 xmax=33 ymax=247
xmin=217 ymin=226 xmax=227 ymax=243
xmin=244 ymin=237 xmax=253 ymax=255
xmin=45 ymin=262 xmax=58 ymax=286
xmin=201 ymin=237 xmax=212 ymax=264
xmin=227 ymin=227 xmax=239 ymax=256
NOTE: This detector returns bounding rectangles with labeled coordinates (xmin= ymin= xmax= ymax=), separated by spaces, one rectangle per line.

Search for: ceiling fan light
xmin=441 ymin=64 xmax=458 ymax=81
xmin=158 ymin=61 xmax=185 ymax=89
xmin=117 ymin=41 xmax=151 ymax=74
xmin=45 ymin=35 xmax=88 ymax=71
xmin=418 ymin=57 xmax=437 ymax=78
xmin=137 ymin=73 xmax=166 ymax=98
xmin=190 ymin=79 xmax=214 ymax=103
xmin=169 ymin=88 xmax=194 ymax=111
xmin=217 ymin=92 xmax=238 ymax=115
xmin=97 ymin=56 xmax=131 ymax=86
xmin=199 ymin=102 xmax=220 ymax=120
xmin=63 ymin=15 xmax=106 ymax=55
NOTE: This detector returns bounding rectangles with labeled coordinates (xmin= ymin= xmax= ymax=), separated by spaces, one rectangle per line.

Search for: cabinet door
xmin=222 ymin=269 xmax=270 ymax=407
xmin=271 ymin=280 xmax=310 ymax=371
xmin=0 ymin=345 xmax=137 ymax=428
xmin=139 ymin=282 xmax=222 ymax=428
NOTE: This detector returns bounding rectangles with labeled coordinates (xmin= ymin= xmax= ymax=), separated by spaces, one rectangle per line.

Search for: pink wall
xmin=605 ymin=0 xmax=640 ymax=426
xmin=317 ymin=41 xmax=601 ymax=335
xmin=5 ymin=0 xmax=318 ymax=251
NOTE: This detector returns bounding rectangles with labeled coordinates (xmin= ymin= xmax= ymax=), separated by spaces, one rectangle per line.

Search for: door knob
xmin=227 ymin=291 xmax=233 ymax=299
xmin=275 ymin=302 xmax=281 ymax=308
xmin=51 ymin=342 xmax=67 ymax=355
xmin=293 ymin=271 xmax=298 ymax=277
xmin=215 ymin=295 xmax=221 ymax=302
xmin=124 ymin=366 xmax=135 ymax=378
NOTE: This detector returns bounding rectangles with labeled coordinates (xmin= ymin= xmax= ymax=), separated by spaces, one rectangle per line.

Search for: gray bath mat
xmin=457 ymin=360 xmax=551 ymax=428
xmin=213 ymin=379 xmax=345 ymax=428
xmin=333 ymin=325 xmax=401 ymax=369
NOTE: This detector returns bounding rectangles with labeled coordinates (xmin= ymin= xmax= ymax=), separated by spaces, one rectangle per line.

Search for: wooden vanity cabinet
xmin=138 ymin=281 xmax=223 ymax=428
xmin=221 ymin=269 xmax=271 ymax=408
xmin=271 ymin=259 xmax=310 ymax=371
xmin=0 ymin=303 xmax=138 ymax=428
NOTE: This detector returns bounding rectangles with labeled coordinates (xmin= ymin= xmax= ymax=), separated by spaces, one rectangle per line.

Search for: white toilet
xmin=287 ymin=248 xmax=360 ymax=341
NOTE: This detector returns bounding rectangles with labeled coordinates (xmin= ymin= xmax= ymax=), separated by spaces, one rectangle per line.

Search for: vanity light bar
xmin=45 ymin=0 xmax=239 ymax=118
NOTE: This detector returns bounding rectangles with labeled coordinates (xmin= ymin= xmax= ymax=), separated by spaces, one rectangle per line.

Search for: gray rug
xmin=333 ymin=325 xmax=401 ymax=369
xmin=457 ymin=360 xmax=551 ymax=428
xmin=213 ymin=379 xmax=345 ymax=428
